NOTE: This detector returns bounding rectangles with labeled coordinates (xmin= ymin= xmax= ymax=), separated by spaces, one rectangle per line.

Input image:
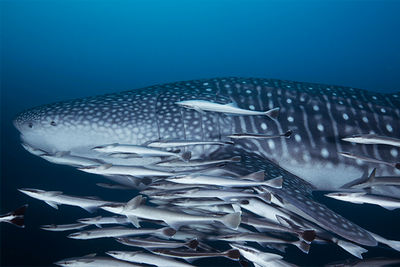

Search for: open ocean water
xmin=1 ymin=1 xmax=400 ymax=266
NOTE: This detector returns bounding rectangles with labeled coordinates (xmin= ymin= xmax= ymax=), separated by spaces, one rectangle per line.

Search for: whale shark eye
xmin=28 ymin=123 xmax=33 ymax=128
xmin=50 ymin=121 xmax=57 ymax=126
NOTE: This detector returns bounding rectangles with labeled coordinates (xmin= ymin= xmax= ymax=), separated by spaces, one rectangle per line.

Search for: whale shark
xmin=13 ymin=77 xmax=400 ymax=250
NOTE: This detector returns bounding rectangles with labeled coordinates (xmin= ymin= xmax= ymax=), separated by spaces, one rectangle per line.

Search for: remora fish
xmin=14 ymin=77 xmax=396 ymax=246
xmin=338 ymin=152 xmax=400 ymax=170
xmin=342 ymin=133 xmax=400 ymax=147
xmin=228 ymin=130 xmax=292 ymax=139
xmin=92 ymin=143 xmax=190 ymax=161
xmin=350 ymin=168 xmax=400 ymax=189
xmin=77 ymin=215 xmax=130 ymax=227
xmin=40 ymin=151 xmax=105 ymax=167
xmin=175 ymin=99 xmax=280 ymax=119
xmin=101 ymin=195 xmax=242 ymax=230
xmin=166 ymin=173 xmax=283 ymax=188
xmin=41 ymin=223 xmax=89 ymax=231
xmin=116 ymin=237 xmax=199 ymax=250
xmin=54 ymin=254 xmax=143 ymax=267
xmin=151 ymin=248 xmax=240 ymax=261
xmin=68 ymin=226 xmax=175 ymax=240
xmin=106 ymin=251 xmax=195 ymax=267
xmin=18 ymin=188 xmax=110 ymax=212
xmin=145 ymin=139 xmax=234 ymax=148
xmin=0 ymin=204 xmax=28 ymax=228
xmin=325 ymin=191 xmax=400 ymax=210
xmin=78 ymin=164 xmax=175 ymax=177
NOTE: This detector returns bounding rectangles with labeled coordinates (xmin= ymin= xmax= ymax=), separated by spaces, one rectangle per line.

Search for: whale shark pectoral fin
xmin=209 ymin=147 xmax=377 ymax=247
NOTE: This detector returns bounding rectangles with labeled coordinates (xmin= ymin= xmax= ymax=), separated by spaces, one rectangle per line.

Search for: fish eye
xmin=50 ymin=121 xmax=57 ymax=126
xmin=28 ymin=123 xmax=33 ymax=128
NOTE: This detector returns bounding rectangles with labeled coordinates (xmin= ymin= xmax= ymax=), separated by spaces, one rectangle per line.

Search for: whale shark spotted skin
xmin=14 ymin=77 xmax=400 ymax=188
xmin=13 ymin=77 xmax=400 ymax=247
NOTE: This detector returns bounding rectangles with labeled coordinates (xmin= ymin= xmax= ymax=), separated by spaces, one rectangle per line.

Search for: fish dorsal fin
xmin=241 ymin=171 xmax=265 ymax=181
xmin=125 ymin=195 xmax=143 ymax=210
xmin=366 ymin=168 xmax=376 ymax=184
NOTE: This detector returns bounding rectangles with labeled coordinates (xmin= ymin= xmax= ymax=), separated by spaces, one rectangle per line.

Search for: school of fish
xmin=8 ymin=77 xmax=400 ymax=266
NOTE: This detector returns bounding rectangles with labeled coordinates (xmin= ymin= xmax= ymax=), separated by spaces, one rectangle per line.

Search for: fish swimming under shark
xmin=13 ymin=77 xmax=400 ymax=263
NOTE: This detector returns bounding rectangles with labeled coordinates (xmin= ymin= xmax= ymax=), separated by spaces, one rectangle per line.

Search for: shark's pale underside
xmin=14 ymin=77 xmax=400 ymax=247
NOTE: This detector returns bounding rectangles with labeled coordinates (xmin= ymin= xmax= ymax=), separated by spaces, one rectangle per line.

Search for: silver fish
xmin=151 ymin=248 xmax=240 ymax=261
xmin=54 ymin=254 xmax=143 ymax=267
xmin=175 ymin=99 xmax=280 ymax=119
xmin=40 ymin=151 xmax=105 ymax=167
xmin=101 ymin=195 xmax=241 ymax=230
xmin=145 ymin=139 xmax=234 ymax=148
xmin=338 ymin=151 xmax=400 ymax=170
xmin=0 ymin=205 xmax=27 ymax=228
xmin=93 ymin=143 xmax=190 ymax=161
xmin=67 ymin=226 xmax=175 ymax=240
xmin=166 ymin=174 xmax=283 ymax=188
xmin=106 ymin=251 xmax=195 ymax=267
xmin=77 ymin=215 xmax=130 ymax=227
xmin=326 ymin=191 xmax=400 ymax=210
xmin=216 ymin=232 xmax=310 ymax=254
xmin=342 ymin=133 xmax=400 ymax=147
xmin=41 ymin=223 xmax=89 ymax=232
xmin=116 ymin=237 xmax=199 ymax=250
xmin=78 ymin=164 xmax=175 ymax=177
xmin=18 ymin=188 xmax=110 ymax=212
xmin=228 ymin=130 xmax=292 ymax=139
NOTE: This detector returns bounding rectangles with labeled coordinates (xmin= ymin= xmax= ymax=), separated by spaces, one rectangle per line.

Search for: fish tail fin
xmin=264 ymin=107 xmax=280 ymax=120
xmin=335 ymin=239 xmax=368 ymax=259
xmin=299 ymin=230 xmax=316 ymax=244
xmin=186 ymin=239 xmax=199 ymax=250
xmin=9 ymin=217 xmax=25 ymax=228
xmin=366 ymin=168 xmax=377 ymax=184
xmin=263 ymin=176 xmax=283 ymax=189
xmin=220 ymin=212 xmax=241 ymax=230
xmin=294 ymin=240 xmax=310 ymax=254
xmin=180 ymin=151 xmax=192 ymax=162
xmin=11 ymin=204 xmax=28 ymax=216
xmin=226 ymin=249 xmax=240 ymax=260
xmin=161 ymin=227 xmax=177 ymax=237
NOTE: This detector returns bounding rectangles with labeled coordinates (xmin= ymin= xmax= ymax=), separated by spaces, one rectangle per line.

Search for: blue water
xmin=1 ymin=1 xmax=400 ymax=266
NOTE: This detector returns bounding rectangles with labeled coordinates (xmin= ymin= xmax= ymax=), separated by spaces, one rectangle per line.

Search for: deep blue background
xmin=1 ymin=0 xmax=400 ymax=266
